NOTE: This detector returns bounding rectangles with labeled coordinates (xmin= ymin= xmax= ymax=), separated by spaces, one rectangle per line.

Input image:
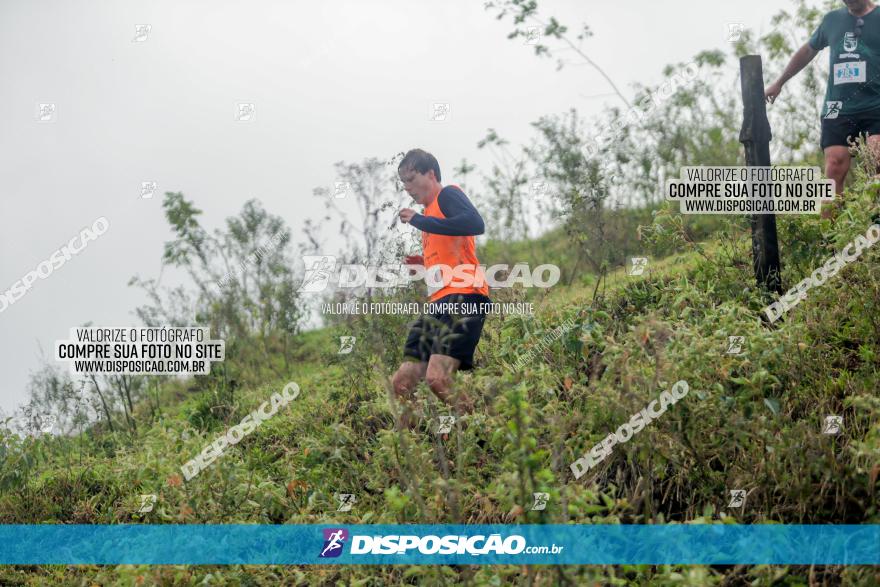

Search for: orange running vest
xmin=421 ymin=185 xmax=490 ymax=301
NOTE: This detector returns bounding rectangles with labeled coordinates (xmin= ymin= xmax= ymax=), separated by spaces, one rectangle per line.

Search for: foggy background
xmin=0 ymin=0 xmax=796 ymax=413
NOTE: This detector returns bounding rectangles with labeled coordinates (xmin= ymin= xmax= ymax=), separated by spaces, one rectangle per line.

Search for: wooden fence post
xmin=739 ymin=55 xmax=782 ymax=294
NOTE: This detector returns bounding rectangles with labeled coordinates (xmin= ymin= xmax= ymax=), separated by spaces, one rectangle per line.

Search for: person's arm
xmin=766 ymin=15 xmax=827 ymax=105
xmin=765 ymin=43 xmax=820 ymax=103
xmin=409 ymin=187 xmax=485 ymax=236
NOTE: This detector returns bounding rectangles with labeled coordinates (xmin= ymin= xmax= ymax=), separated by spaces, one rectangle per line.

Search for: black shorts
xmin=820 ymin=111 xmax=880 ymax=150
xmin=403 ymin=293 xmax=490 ymax=370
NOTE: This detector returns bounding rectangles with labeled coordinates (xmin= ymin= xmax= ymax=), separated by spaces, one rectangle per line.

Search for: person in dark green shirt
xmin=765 ymin=0 xmax=880 ymax=218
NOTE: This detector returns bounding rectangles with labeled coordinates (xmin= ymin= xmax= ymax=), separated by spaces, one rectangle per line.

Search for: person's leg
xmin=394 ymin=313 xmax=434 ymax=429
xmin=425 ymin=354 xmax=473 ymax=415
xmin=391 ymin=360 xmax=428 ymax=429
xmin=866 ymin=134 xmax=880 ymax=224
xmin=867 ymin=134 xmax=880 ymax=177
xmin=822 ymin=145 xmax=851 ymax=219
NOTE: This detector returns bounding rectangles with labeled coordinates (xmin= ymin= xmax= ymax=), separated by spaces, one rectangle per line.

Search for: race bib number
xmin=833 ymin=61 xmax=866 ymax=85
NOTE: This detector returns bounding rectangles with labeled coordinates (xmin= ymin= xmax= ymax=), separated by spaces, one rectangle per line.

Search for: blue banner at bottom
xmin=0 ymin=525 xmax=876 ymax=565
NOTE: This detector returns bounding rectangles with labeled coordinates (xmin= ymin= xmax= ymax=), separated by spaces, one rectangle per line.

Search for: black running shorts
xmin=821 ymin=111 xmax=880 ymax=150
xmin=402 ymin=293 xmax=490 ymax=370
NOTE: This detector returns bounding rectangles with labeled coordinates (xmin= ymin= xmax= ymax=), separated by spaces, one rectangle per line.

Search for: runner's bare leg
xmin=425 ymin=354 xmax=473 ymax=416
xmin=822 ymin=145 xmax=851 ymax=219
xmin=391 ymin=361 xmax=427 ymax=429
xmin=868 ymin=134 xmax=880 ymax=178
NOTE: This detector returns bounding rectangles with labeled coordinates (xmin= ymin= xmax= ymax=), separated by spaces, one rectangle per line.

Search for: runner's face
xmin=399 ymin=168 xmax=434 ymax=205
xmin=843 ymin=0 xmax=870 ymax=12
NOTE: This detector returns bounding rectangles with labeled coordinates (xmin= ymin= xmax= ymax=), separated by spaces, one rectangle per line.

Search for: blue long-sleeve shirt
xmin=409 ymin=186 xmax=485 ymax=236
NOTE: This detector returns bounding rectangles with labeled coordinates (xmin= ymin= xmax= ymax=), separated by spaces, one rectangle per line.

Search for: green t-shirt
xmin=809 ymin=6 xmax=880 ymax=117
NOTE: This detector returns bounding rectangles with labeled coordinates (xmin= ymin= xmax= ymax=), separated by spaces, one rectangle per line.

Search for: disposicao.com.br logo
xmin=319 ymin=528 xmax=349 ymax=558
xmin=317 ymin=528 xmax=563 ymax=558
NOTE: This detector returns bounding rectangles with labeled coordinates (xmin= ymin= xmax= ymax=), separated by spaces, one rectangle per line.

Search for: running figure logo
xmin=727 ymin=489 xmax=746 ymax=508
xmin=430 ymin=103 xmax=450 ymax=121
xmin=236 ymin=103 xmax=256 ymax=122
xmin=436 ymin=415 xmax=455 ymax=434
xmin=335 ymin=493 xmax=356 ymax=512
xmin=338 ymin=336 xmax=356 ymax=355
xmin=137 ymin=494 xmax=157 ymax=513
xmin=38 ymin=414 xmax=56 ymax=434
xmin=37 ymin=103 xmax=56 ymax=122
xmin=319 ymin=528 xmax=349 ymax=558
xmin=529 ymin=181 xmax=551 ymax=199
xmin=530 ymin=492 xmax=549 ymax=511
xmin=140 ymin=181 xmax=158 ymax=199
xmin=824 ymin=101 xmax=843 ymax=119
xmin=726 ymin=336 xmax=744 ymax=355
xmin=333 ymin=181 xmax=352 ymax=199
xmin=299 ymin=256 xmax=337 ymax=293
xmin=727 ymin=23 xmax=745 ymax=42
xmin=629 ymin=257 xmax=649 ymax=276
xmin=132 ymin=24 xmax=152 ymax=43
xmin=822 ymin=415 xmax=843 ymax=435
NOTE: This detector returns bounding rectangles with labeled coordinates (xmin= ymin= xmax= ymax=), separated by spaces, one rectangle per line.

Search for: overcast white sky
xmin=0 ymin=0 xmax=802 ymax=413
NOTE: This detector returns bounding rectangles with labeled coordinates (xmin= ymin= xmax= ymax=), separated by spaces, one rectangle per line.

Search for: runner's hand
xmin=399 ymin=208 xmax=417 ymax=223
xmin=764 ymin=81 xmax=783 ymax=104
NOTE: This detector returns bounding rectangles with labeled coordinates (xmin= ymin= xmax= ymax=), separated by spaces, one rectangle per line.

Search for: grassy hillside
xmin=1 ymin=181 xmax=879 ymax=585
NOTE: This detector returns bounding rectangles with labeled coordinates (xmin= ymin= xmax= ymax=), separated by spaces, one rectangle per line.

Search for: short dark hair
xmin=398 ymin=149 xmax=441 ymax=183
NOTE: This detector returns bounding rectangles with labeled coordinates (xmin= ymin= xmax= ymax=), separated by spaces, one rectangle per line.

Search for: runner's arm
xmin=409 ymin=187 xmax=485 ymax=236
xmin=769 ymin=43 xmax=819 ymax=89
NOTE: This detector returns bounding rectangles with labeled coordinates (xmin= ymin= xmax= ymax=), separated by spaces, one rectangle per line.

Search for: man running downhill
xmin=391 ymin=148 xmax=491 ymax=429
xmin=765 ymin=0 xmax=880 ymax=218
